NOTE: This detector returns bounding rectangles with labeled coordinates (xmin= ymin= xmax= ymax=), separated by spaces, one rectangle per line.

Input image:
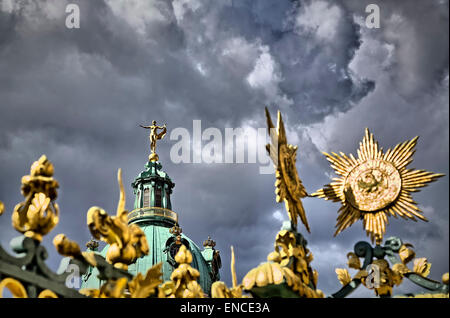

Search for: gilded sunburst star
xmin=265 ymin=107 xmax=310 ymax=232
xmin=312 ymin=128 xmax=444 ymax=244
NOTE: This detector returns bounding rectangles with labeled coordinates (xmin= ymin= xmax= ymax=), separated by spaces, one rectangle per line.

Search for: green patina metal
xmin=127 ymin=223 xmax=213 ymax=294
xmin=132 ymin=161 xmax=174 ymax=211
xmin=81 ymin=160 xmax=220 ymax=295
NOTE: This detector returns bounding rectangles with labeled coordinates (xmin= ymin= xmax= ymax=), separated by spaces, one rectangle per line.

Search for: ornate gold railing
xmin=128 ymin=207 xmax=178 ymax=224
xmin=0 ymin=109 xmax=448 ymax=299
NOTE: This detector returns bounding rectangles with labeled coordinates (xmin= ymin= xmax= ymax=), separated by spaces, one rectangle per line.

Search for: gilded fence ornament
xmin=38 ymin=289 xmax=58 ymax=298
xmin=265 ymin=107 xmax=310 ymax=232
xmin=1 ymin=117 xmax=448 ymax=299
xmin=312 ymin=128 xmax=444 ymax=244
xmin=211 ymin=246 xmax=245 ymax=298
xmin=79 ymin=263 xmax=163 ymax=298
xmin=242 ymin=225 xmax=323 ymax=298
xmin=334 ymin=239 xmax=448 ymax=297
xmin=11 ymin=155 xmax=59 ymax=241
xmin=0 ymin=278 xmax=28 ymax=298
xmin=80 ymin=277 xmax=129 ymax=298
xmin=53 ymin=234 xmax=81 ymax=258
xmin=86 ymin=168 xmax=149 ymax=269
xmin=0 ymin=278 xmax=59 ymax=298
xmin=335 ymin=268 xmax=352 ymax=286
xmin=159 ymin=245 xmax=205 ymax=298
xmin=128 ymin=263 xmax=163 ymax=298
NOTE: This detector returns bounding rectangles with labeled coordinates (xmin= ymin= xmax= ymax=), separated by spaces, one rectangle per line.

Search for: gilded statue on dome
xmin=140 ymin=121 xmax=167 ymax=162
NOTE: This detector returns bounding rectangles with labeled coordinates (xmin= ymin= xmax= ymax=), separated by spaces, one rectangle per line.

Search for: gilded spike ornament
xmin=265 ymin=107 xmax=310 ymax=232
xmin=211 ymin=246 xmax=245 ymax=298
xmin=312 ymin=128 xmax=444 ymax=244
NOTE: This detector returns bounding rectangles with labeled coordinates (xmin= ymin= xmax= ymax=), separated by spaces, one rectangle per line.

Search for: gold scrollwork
xmin=0 ymin=278 xmax=56 ymax=298
xmin=335 ymin=243 xmax=439 ymax=297
xmin=0 ymin=278 xmax=28 ymax=298
xmin=38 ymin=289 xmax=58 ymax=298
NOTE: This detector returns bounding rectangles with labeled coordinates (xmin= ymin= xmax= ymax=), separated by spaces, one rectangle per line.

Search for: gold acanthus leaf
xmin=413 ymin=258 xmax=431 ymax=277
xmin=162 ymin=245 xmax=205 ymax=298
xmin=335 ymin=268 xmax=352 ymax=286
xmin=158 ymin=281 xmax=176 ymax=298
xmin=80 ymin=278 xmax=129 ymax=298
xmin=398 ymin=244 xmax=415 ymax=264
xmin=128 ymin=263 xmax=163 ymax=298
xmin=265 ymin=107 xmax=310 ymax=232
xmin=347 ymin=252 xmax=361 ymax=270
xmin=353 ymin=270 xmax=368 ymax=281
xmin=53 ymin=234 xmax=81 ymax=258
xmin=242 ymin=227 xmax=322 ymax=298
xmin=242 ymin=262 xmax=285 ymax=289
xmin=211 ymin=281 xmax=244 ymax=298
xmin=392 ymin=263 xmax=410 ymax=276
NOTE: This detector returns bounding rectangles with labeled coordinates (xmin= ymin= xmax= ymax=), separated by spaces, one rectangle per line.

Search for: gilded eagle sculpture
xmin=265 ymin=107 xmax=310 ymax=232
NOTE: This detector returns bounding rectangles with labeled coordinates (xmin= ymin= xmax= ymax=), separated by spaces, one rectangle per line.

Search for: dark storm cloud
xmin=171 ymin=0 xmax=375 ymax=123
xmin=0 ymin=0 xmax=448 ymax=297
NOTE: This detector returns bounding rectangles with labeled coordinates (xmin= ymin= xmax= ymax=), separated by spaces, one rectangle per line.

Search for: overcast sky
xmin=0 ymin=0 xmax=448 ymax=297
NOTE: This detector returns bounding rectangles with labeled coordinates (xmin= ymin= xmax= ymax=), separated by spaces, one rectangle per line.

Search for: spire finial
xmin=203 ymin=235 xmax=216 ymax=248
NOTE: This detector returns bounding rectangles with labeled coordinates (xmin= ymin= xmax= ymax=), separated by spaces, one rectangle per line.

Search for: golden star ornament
xmin=312 ymin=128 xmax=444 ymax=244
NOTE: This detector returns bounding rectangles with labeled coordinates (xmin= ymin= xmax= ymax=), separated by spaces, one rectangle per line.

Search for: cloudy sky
xmin=0 ymin=0 xmax=448 ymax=297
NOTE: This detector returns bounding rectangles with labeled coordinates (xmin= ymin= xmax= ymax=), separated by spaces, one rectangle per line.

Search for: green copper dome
xmin=81 ymin=160 xmax=221 ymax=296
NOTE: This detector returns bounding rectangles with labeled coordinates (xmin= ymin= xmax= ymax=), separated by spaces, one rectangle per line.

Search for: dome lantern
xmin=128 ymin=160 xmax=177 ymax=226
